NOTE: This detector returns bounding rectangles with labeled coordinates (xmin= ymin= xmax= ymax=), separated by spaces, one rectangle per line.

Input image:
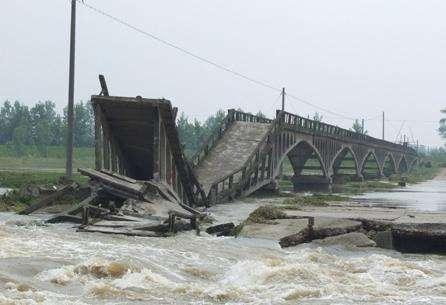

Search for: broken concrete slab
xmin=279 ymin=201 xmax=446 ymax=253
xmin=313 ymin=232 xmax=376 ymax=248
xmin=240 ymin=217 xmax=361 ymax=246
xmin=279 ymin=218 xmax=362 ymax=248
xmin=240 ymin=218 xmax=309 ymax=240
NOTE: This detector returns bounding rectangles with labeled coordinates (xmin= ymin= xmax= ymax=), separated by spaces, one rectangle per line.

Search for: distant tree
xmin=440 ymin=108 xmax=446 ymax=139
xmin=312 ymin=112 xmax=323 ymax=122
xmin=176 ymin=110 xmax=226 ymax=157
xmin=350 ymin=119 xmax=368 ymax=135
xmin=255 ymin=111 xmax=266 ymax=118
xmin=0 ymin=101 xmax=12 ymax=144
xmin=63 ymin=101 xmax=94 ymax=147
xmin=75 ymin=101 xmax=94 ymax=147
xmin=30 ymin=101 xmax=59 ymax=156
xmin=204 ymin=109 xmax=226 ymax=134
xmin=10 ymin=122 xmax=30 ymax=156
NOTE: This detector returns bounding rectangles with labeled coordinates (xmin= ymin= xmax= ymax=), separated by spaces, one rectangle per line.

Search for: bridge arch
xmin=361 ymin=150 xmax=382 ymax=178
xmin=330 ymin=146 xmax=360 ymax=179
xmin=275 ymin=139 xmax=330 ymax=191
xmin=382 ymin=153 xmax=397 ymax=177
xmin=276 ymin=139 xmax=327 ymax=177
xmin=398 ymin=156 xmax=409 ymax=173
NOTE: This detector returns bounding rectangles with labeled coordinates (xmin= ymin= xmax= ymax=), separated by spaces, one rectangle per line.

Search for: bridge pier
xmin=291 ymin=175 xmax=332 ymax=192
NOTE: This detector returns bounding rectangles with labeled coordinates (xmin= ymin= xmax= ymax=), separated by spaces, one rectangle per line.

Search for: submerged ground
xmin=0 ymin=170 xmax=446 ymax=305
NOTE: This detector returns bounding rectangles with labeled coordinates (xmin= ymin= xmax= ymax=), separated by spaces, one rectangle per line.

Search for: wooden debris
xmin=19 ymin=183 xmax=77 ymax=215
xmin=42 ymin=168 xmax=201 ymax=238
xmin=78 ymin=226 xmax=163 ymax=237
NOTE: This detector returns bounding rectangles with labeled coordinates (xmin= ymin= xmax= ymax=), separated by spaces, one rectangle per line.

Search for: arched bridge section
xmin=192 ymin=110 xmax=418 ymax=204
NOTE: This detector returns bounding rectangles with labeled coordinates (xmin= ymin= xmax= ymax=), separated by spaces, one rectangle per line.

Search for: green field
xmin=0 ymin=145 xmax=94 ymax=171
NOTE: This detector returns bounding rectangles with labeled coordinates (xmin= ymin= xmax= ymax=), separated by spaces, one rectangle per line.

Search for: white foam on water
xmin=1 ymin=195 xmax=446 ymax=305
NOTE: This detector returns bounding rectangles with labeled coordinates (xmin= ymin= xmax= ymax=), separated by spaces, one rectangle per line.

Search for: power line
xmin=74 ymin=0 xmax=359 ymax=120
xmin=74 ymin=1 xmax=442 ymax=126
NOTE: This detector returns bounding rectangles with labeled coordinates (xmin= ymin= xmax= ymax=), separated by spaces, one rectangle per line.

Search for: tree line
xmin=1 ymin=100 xmax=445 ymax=158
xmin=0 ymin=100 xmax=94 ymax=156
xmin=0 ymin=100 xmax=228 ymax=158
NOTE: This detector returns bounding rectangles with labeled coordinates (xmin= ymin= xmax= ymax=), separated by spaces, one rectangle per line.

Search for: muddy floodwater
xmin=1 ymin=177 xmax=446 ymax=304
xmin=355 ymin=178 xmax=446 ymax=212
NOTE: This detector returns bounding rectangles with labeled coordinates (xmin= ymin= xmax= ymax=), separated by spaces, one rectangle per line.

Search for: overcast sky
xmin=1 ymin=0 xmax=445 ymax=147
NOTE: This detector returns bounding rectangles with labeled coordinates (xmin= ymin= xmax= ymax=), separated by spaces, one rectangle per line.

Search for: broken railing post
xmin=81 ymin=206 xmax=90 ymax=226
xmin=168 ymin=213 xmax=176 ymax=233
xmin=308 ymin=217 xmax=315 ymax=240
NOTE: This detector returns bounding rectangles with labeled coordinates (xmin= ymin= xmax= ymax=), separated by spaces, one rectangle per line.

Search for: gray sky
xmin=1 ymin=0 xmax=445 ymax=147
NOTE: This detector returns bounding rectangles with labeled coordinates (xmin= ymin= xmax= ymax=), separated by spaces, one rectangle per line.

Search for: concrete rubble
xmin=239 ymin=201 xmax=446 ymax=253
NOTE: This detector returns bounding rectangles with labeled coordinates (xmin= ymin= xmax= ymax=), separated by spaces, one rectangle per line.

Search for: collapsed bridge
xmin=91 ymin=94 xmax=418 ymax=207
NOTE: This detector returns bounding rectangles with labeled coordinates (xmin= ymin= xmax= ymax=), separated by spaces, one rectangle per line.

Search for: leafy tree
xmin=350 ymin=119 xmax=368 ymax=135
xmin=73 ymin=101 xmax=94 ymax=147
xmin=30 ymin=101 xmax=60 ymax=156
xmin=0 ymin=101 xmax=13 ymax=144
xmin=10 ymin=122 xmax=30 ymax=156
xmin=440 ymin=108 xmax=446 ymax=139
xmin=177 ymin=110 xmax=226 ymax=157
xmin=0 ymin=100 xmax=96 ymax=157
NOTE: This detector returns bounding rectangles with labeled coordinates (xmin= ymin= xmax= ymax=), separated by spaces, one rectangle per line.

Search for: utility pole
xmin=66 ymin=0 xmax=76 ymax=178
xmin=361 ymin=118 xmax=365 ymax=134
xmin=281 ymin=87 xmax=286 ymax=112
xmin=278 ymin=87 xmax=286 ymax=178
xmin=382 ymin=111 xmax=385 ymax=140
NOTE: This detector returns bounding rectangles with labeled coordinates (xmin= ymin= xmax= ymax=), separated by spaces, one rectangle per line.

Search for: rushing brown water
xmin=1 ymin=178 xmax=446 ymax=304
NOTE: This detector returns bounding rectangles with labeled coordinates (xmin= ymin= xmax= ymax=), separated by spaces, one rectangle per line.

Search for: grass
xmin=0 ymin=144 xmax=92 ymax=189
xmin=246 ymin=205 xmax=287 ymax=224
xmin=280 ymin=194 xmax=350 ymax=210
xmin=0 ymin=145 xmax=94 ymax=171
xmin=333 ymin=180 xmax=398 ymax=194
xmin=389 ymin=164 xmax=440 ymax=184
xmin=0 ymin=171 xmax=88 ymax=189
xmin=231 ymin=205 xmax=288 ymax=236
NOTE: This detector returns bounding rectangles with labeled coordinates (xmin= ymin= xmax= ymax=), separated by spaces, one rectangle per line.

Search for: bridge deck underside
xmin=194 ymin=121 xmax=271 ymax=194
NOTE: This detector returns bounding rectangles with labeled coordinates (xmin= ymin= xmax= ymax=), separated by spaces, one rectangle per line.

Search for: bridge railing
xmin=190 ymin=109 xmax=272 ymax=168
xmin=207 ymin=121 xmax=277 ymax=203
xmin=277 ymin=110 xmax=415 ymax=153
xmin=232 ymin=110 xmax=273 ymax=124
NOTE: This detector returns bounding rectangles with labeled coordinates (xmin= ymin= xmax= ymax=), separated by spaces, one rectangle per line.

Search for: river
xmin=0 ymin=174 xmax=446 ymax=304
xmin=355 ymin=170 xmax=446 ymax=212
